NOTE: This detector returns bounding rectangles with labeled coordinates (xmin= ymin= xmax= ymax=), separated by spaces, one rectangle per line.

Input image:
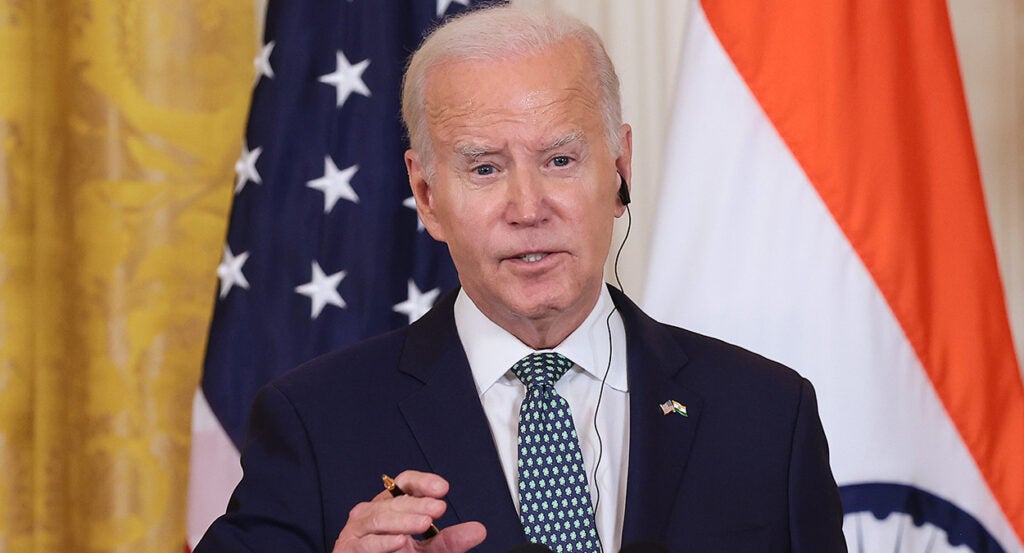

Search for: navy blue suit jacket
xmin=196 ymin=287 xmax=846 ymax=553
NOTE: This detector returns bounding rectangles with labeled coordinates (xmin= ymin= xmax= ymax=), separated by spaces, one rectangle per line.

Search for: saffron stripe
xmin=700 ymin=0 xmax=1024 ymax=542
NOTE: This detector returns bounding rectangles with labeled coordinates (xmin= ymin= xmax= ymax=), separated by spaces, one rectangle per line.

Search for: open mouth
xmin=520 ymin=253 xmax=549 ymax=263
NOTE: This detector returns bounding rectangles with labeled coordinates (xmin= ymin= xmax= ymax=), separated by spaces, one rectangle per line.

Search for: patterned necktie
xmin=512 ymin=352 xmax=601 ymax=553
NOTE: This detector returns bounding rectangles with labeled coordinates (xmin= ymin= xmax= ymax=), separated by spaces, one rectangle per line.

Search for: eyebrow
xmin=540 ymin=131 xmax=586 ymax=153
xmin=454 ymin=143 xmax=495 ymax=161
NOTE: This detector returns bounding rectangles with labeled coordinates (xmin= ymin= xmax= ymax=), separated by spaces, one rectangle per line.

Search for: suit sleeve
xmin=194 ymin=383 xmax=328 ymax=553
xmin=788 ymin=378 xmax=848 ymax=553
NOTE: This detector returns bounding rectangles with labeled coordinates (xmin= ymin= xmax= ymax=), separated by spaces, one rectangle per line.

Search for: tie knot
xmin=512 ymin=352 xmax=574 ymax=388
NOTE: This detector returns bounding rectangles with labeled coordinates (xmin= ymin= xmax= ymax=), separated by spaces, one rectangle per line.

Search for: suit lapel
xmin=610 ymin=288 xmax=703 ymax=543
xmin=394 ymin=287 xmax=701 ymax=548
xmin=396 ymin=290 xmax=526 ymax=551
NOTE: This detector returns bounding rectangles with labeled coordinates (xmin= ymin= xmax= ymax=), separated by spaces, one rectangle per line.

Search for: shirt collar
xmin=454 ymin=286 xmax=629 ymax=396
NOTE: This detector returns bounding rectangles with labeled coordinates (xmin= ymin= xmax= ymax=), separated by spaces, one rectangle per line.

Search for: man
xmin=196 ymin=5 xmax=846 ymax=553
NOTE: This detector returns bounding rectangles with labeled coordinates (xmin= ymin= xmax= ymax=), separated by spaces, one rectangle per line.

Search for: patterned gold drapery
xmin=0 ymin=1 xmax=254 ymax=550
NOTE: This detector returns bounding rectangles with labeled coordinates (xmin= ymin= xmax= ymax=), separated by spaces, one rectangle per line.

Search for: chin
xmin=502 ymin=288 xmax=577 ymax=320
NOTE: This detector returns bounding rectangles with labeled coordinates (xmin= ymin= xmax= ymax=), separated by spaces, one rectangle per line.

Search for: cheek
xmin=429 ymin=187 xmax=471 ymax=240
xmin=581 ymin=192 xmax=619 ymax=227
xmin=583 ymin=202 xmax=619 ymax=256
xmin=443 ymin=213 xmax=491 ymax=263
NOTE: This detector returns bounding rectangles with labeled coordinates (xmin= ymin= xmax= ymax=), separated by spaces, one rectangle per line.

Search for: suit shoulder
xmin=662 ymin=321 xmax=808 ymax=396
xmin=270 ymin=327 xmax=411 ymax=401
xmin=611 ymin=286 xmax=808 ymax=395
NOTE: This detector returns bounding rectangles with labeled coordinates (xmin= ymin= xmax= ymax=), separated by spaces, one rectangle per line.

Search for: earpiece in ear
xmin=617 ymin=174 xmax=631 ymax=206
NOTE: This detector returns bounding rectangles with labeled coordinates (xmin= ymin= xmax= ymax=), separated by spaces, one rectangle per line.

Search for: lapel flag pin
xmin=660 ymin=400 xmax=688 ymax=417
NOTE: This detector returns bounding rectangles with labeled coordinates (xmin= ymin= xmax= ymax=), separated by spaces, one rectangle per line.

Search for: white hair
xmin=401 ymin=4 xmax=623 ymax=171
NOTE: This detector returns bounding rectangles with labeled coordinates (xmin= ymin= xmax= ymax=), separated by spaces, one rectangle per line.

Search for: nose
xmin=504 ymin=170 xmax=549 ymax=226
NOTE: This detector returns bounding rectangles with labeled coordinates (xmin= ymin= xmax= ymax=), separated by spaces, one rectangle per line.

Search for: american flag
xmin=186 ymin=0 xmax=488 ymax=547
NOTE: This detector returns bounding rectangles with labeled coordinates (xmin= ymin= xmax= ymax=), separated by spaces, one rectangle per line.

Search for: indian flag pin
xmin=660 ymin=400 xmax=688 ymax=417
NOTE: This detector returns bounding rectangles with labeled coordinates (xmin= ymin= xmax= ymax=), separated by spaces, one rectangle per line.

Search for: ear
xmin=613 ymin=124 xmax=633 ymax=217
xmin=405 ymin=149 xmax=447 ymax=242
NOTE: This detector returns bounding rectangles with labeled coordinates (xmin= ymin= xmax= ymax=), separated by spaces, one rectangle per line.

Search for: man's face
xmin=406 ymin=39 xmax=631 ymax=347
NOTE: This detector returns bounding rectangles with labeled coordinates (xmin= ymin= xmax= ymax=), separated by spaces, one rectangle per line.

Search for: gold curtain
xmin=0 ymin=1 xmax=254 ymax=550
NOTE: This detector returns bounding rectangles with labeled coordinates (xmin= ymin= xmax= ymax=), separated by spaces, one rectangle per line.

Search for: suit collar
xmin=609 ymin=287 xmax=703 ymax=543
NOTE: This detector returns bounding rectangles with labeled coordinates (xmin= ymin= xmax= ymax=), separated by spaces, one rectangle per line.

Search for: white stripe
xmin=642 ymin=3 xmax=1022 ymax=550
xmin=186 ymin=388 xmax=242 ymax=548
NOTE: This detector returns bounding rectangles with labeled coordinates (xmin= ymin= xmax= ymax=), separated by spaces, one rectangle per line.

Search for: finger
xmin=333 ymin=531 xmax=408 ymax=553
xmin=393 ymin=470 xmax=450 ymax=499
xmin=380 ymin=495 xmax=447 ymax=523
xmin=420 ymin=522 xmax=487 ymax=553
xmin=347 ymin=498 xmax=446 ymax=536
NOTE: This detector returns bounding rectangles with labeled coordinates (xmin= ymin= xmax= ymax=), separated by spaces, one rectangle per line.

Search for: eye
xmin=551 ymin=155 xmax=572 ymax=167
xmin=473 ymin=164 xmax=496 ymax=176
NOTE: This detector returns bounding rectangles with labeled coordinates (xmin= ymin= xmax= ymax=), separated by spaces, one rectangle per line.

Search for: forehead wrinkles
xmin=425 ymin=95 xmax=502 ymax=136
xmin=426 ymin=86 xmax=602 ymax=149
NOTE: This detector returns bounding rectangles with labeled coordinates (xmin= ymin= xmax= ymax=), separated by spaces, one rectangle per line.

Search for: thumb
xmin=422 ymin=522 xmax=487 ymax=553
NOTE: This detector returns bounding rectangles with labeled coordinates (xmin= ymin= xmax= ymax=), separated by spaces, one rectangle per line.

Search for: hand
xmin=332 ymin=470 xmax=487 ymax=553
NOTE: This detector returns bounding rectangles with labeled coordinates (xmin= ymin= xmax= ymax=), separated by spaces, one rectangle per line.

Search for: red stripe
xmin=702 ymin=0 xmax=1024 ymax=542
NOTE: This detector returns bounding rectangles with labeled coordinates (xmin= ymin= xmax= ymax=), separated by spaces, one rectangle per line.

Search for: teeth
xmin=521 ymin=253 xmax=547 ymax=263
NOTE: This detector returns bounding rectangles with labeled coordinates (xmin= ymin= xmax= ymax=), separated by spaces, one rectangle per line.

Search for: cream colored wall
xmin=520 ymin=0 xmax=1024 ymax=373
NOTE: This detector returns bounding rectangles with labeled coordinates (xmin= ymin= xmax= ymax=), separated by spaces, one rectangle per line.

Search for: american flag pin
xmin=660 ymin=400 xmax=688 ymax=417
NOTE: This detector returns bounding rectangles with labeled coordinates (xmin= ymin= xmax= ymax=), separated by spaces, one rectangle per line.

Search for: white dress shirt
xmin=454 ymin=286 xmax=630 ymax=552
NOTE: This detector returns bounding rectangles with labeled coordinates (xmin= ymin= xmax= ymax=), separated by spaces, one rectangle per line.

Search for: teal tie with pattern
xmin=512 ymin=352 xmax=601 ymax=553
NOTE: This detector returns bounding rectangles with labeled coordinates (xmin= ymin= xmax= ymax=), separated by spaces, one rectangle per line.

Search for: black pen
xmin=382 ymin=474 xmax=441 ymax=538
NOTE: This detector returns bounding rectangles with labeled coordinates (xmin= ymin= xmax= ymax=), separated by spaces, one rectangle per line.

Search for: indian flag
xmin=643 ymin=0 xmax=1024 ymax=551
